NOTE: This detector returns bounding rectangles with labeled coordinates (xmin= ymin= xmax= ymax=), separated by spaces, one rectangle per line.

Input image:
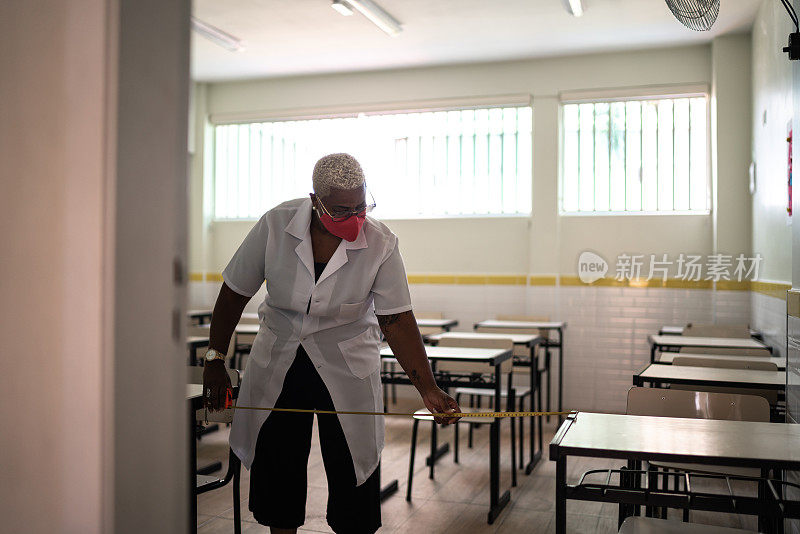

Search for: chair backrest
xmin=670 ymin=356 xmax=779 ymax=404
xmin=496 ymin=314 xmax=550 ymax=322
xmin=626 ymin=387 xmax=770 ymax=422
xmin=435 ymin=336 xmax=514 ymax=375
xmin=678 ymin=346 xmax=771 ymax=357
xmin=415 ymin=311 xmax=445 ymax=320
xmin=683 ymin=323 xmax=751 ymax=339
xmin=418 ymin=326 xmax=445 ymax=337
xmin=476 ymin=326 xmax=540 ymax=335
xmin=494 ymin=314 xmax=550 ymax=339
xmin=672 ymin=356 xmax=778 ymax=371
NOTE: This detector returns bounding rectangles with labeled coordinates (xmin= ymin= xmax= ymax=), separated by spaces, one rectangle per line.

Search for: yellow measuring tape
xmin=230 ymin=405 xmax=572 ymax=418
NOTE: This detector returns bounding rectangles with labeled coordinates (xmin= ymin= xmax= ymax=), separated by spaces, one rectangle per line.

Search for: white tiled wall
xmin=412 ymin=283 xmax=751 ymax=414
xmin=752 ymin=291 xmax=788 ymax=359
xmin=190 ymin=280 xmax=760 ymax=414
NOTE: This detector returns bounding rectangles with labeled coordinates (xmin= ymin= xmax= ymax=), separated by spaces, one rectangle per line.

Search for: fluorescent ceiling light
xmin=343 ymin=0 xmax=402 ymax=36
xmin=191 ymin=16 xmax=245 ymax=52
xmin=332 ymin=1 xmax=354 ymax=16
xmin=564 ymin=0 xmax=585 ymax=17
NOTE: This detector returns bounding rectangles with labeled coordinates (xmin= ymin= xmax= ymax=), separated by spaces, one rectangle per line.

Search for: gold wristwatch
xmin=203 ymin=348 xmax=226 ymax=363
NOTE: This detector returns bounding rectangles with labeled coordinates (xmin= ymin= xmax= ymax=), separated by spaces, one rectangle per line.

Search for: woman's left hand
xmin=421 ymin=387 xmax=461 ymax=425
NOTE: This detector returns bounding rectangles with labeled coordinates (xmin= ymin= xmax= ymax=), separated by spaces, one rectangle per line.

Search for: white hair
xmin=312 ymin=153 xmax=365 ymax=197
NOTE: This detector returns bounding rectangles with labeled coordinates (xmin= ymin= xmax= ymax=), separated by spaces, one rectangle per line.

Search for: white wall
xmin=194 ymin=44 xmax=717 ymax=277
xmin=751 ymin=0 xmax=794 ymax=357
xmin=752 ymin=0 xmax=793 ymax=284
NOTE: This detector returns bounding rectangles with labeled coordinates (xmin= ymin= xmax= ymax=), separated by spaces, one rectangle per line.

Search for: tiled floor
xmin=196 ymin=396 xmax=759 ymax=533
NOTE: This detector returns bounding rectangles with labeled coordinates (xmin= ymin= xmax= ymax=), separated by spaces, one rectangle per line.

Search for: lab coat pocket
xmin=248 ymin=326 xmax=277 ymax=368
xmin=339 ymin=299 xmax=368 ymax=321
xmin=338 ymin=328 xmax=381 ymax=379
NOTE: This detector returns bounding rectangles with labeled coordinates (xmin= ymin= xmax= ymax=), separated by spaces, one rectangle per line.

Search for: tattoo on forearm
xmin=409 ymin=369 xmax=421 ymax=386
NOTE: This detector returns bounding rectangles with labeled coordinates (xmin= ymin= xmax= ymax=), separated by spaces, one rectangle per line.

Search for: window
xmin=211 ymin=106 xmax=532 ymax=219
xmin=561 ymin=96 xmax=708 ymax=213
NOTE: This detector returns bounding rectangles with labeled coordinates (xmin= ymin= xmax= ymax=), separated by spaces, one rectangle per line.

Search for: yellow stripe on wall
xmin=751 ymin=281 xmax=791 ymax=300
xmin=188 ymin=271 xmax=791 ymax=298
xmin=715 ymin=280 xmax=751 ymax=291
xmin=529 ymin=276 xmax=557 ymax=286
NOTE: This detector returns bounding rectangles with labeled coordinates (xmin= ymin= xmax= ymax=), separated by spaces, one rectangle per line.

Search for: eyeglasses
xmin=316 ymin=191 xmax=376 ymax=222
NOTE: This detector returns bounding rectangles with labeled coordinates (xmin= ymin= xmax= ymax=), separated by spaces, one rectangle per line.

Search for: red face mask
xmin=319 ymin=211 xmax=366 ymax=242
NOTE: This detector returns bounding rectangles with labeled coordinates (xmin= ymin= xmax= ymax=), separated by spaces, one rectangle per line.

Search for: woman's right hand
xmin=203 ymin=360 xmax=232 ymax=411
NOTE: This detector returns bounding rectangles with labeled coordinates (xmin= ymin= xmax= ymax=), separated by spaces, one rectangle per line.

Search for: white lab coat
xmin=225 ymin=198 xmax=413 ymax=485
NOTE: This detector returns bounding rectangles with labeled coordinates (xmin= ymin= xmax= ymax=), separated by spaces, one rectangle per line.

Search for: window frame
xmin=557 ymin=86 xmax=712 ymax=217
xmin=207 ymin=96 xmax=534 ymax=222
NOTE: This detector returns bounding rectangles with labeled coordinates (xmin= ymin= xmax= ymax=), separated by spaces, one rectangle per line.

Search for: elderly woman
xmin=203 ymin=153 xmax=460 ymax=534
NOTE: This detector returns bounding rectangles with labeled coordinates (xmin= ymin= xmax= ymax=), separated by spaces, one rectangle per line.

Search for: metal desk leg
xmin=759 ymin=467 xmax=768 ymax=533
xmin=378 ymin=461 xmax=398 ymax=501
xmin=557 ymin=328 xmax=565 ymax=426
xmin=429 ymin=421 xmax=437 ymax=479
xmin=526 ymin=350 xmax=542 ymax=475
xmin=424 ymin=417 xmax=450 ymax=470
xmin=555 ymin=455 xmax=567 ymax=534
xmin=545 ymin=346 xmax=552 ymax=422
xmin=487 ymin=362 xmax=510 ymax=524
xmin=650 ymin=343 xmax=657 ymax=363
xmin=537 ymin=360 xmax=543 ymax=455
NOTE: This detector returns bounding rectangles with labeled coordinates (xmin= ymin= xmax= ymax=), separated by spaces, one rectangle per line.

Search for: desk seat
xmin=619 ymin=516 xmax=755 ymax=533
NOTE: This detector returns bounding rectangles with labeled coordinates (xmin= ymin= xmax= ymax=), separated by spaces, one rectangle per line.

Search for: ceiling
xmin=191 ymin=0 xmax=761 ymax=82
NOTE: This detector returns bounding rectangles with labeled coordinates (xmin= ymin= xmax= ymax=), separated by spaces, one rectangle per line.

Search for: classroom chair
xmin=418 ymin=326 xmax=445 ymax=338
xmin=405 ymin=338 xmax=516 ymax=501
xmin=618 ymin=516 xmax=756 ymax=533
xmin=381 ymin=352 xmax=401 ymax=406
xmin=678 ymin=346 xmax=772 ymax=357
xmin=444 ymin=334 xmax=533 ymax=474
xmin=496 ymin=314 xmax=551 ymax=341
xmin=415 ymin=311 xmax=445 ymax=319
xmin=476 ymin=320 xmax=546 ymax=425
xmin=670 ymin=356 xmax=779 ymax=406
xmin=682 ymin=323 xmax=751 ymax=339
xmin=671 ymin=356 xmax=777 ymax=371
xmin=188 ymin=366 xmax=242 ymax=534
xmin=626 ymin=387 xmax=770 ymax=522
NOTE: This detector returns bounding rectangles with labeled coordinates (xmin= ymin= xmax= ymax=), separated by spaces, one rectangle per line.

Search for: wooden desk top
xmin=416 ymin=318 xmax=459 ymax=328
xmin=637 ymin=363 xmax=785 ymax=388
xmin=551 ymin=412 xmax=800 ymax=469
xmin=476 ymin=319 xmax=566 ymax=330
xmin=427 ymin=331 xmax=541 ymax=346
xmin=380 ymin=345 xmax=512 ymax=365
xmin=649 ymin=335 xmax=768 ymax=350
xmin=660 ymin=325 xmax=760 ymax=337
xmin=658 ymin=351 xmax=785 ymax=369
xmin=186 ymin=383 xmax=203 ymax=400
